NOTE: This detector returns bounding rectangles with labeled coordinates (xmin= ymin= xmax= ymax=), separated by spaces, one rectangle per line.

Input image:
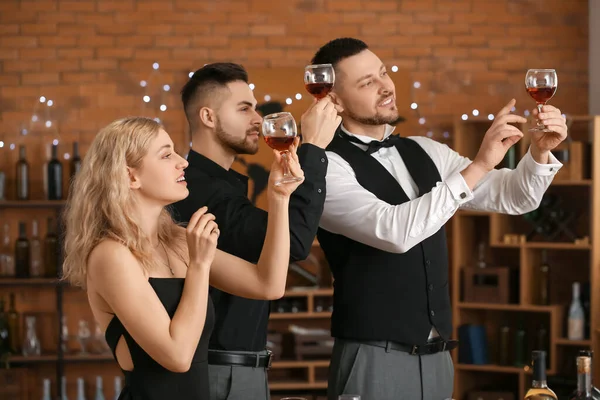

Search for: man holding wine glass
xmin=172 ymin=62 xmax=341 ymax=400
xmin=310 ymin=38 xmax=568 ymax=400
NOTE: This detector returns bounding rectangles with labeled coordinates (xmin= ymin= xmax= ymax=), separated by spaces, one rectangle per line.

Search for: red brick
xmin=59 ymin=1 xmax=95 ymax=11
xmin=452 ymin=13 xmax=488 ymax=24
xmin=78 ymin=36 xmax=116 ymax=47
xmin=21 ymin=23 xmax=57 ymax=35
xmin=452 ymin=36 xmax=487 ymax=46
xmin=0 ymin=11 xmax=36 ymax=23
xmin=38 ymin=12 xmax=76 ymax=23
xmin=0 ymin=74 xmax=20 ymax=86
xmin=136 ymin=24 xmax=173 ymax=35
xmin=398 ymin=24 xmax=435 ymax=35
xmin=1 ymin=36 xmax=37 ymax=48
xmin=134 ymin=49 xmax=171 ymax=60
xmin=416 ymin=13 xmax=451 ymax=23
xmin=191 ymin=37 xmax=229 ymax=48
xmin=41 ymin=60 xmax=81 ymax=72
xmin=58 ymin=24 xmax=95 ymax=35
xmin=434 ymin=48 xmax=469 ymax=59
xmin=327 ymin=0 xmax=362 ymax=11
xmin=58 ymin=48 xmax=94 ymax=59
xmin=117 ymin=36 xmax=155 ymax=47
xmin=228 ymin=12 xmax=269 ymax=24
xmin=250 ymin=25 xmax=286 ymax=36
xmin=361 ymin=24 xmax=397 ymax=36
xmin=379 ymin=14 xmax=413 ymax=24
xmin=97 ymin=0 xmax=135 ymax=12
xmin=0 ymin=50 xmax=18 ymax=60
xmin=0 ymin=0 xmax=18 ymax=12
xmin=414 ymin=36 xmax=451 ymax=47
xmin=454 ymin=60 xmax=488 ymax=71
xmin=471 ymin=26 xmax=507 ymax=37
xmin=39 ymin=36 xmax=77 ymax=47
xmin=395 ymin=47 xmax=432 ymax=58
xmin=401 ymin=0 xmax=435 ymax=12
xmin=19 ymin=48 xmax=57 ymax=60
xmin=343 ymin=12 xmax=377 ymax=24
xmin=62 ymin=72 xmax=99 ymax=84
xmin=81 ymin=59 xmax=118 ymax=71
xmin=96 ymin=24 xmax=136 ymax=35
xmin=0 ymin=24 xmax=19 ymax=35
xmin=97 ymin=48 xmax=134 ymax=59
xmin=233 ymin=37 xmax=268 ymax=49
xmin=489 ymin=38 xmax=522 ymax=48
xmin=4 ymin=60 xmax=40 ymax=72
xmin=213 ymin=24 xmax=250 ymax=36
xmin=135 ymin=1 xmax=173 ymax=11
xmin=364 ymin=1 xmax=398 ymax=11
xmin=22 ymin=72 xmax=60 ymax=85
xmin=19 ymin=0 xmax=57 ymax=11
xmin=470 ymin=48 xmax=505 ymax=59
xmin=155 ymin=37 xmax=192 ymax=48
xmin=435 ymin=24 xmax=471 ymax=35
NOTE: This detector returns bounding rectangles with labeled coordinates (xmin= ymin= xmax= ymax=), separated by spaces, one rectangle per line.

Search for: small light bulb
xmin=264 ymin=95 xmax=271 ymax=101
xmin=152 ymin=62 xmax=159 ymax=70
xmin=410 ymin=103 xmax=418 ymax=110
xmin=47 ymin=100 xmax=53 ymax=107
xmin=40 ymin=96 xmax=46 ymax=103
xmin=53 ymin=139 xmax=59 ymax=145
xmin=163 ymin=85 xmax=170 ymax=92
xmin=249 ymin=83 xmax=255 ymax=90
xmin=295 ymin=93 xmax=302 ymax=100
xmin=64 ymin=153 xmax=70 ymax=160
xmin=391 ymin=65 xmax=398 ymax=72
xmin=143 ymin=96 xmax=150 ymax=103
xmin=140 ymin=80 xmax=147 ymax=87
xmin=286 ymin=98 xmax=292 ymax=105
xmin=45 ymin=121 xmax=52 ymax=128
xmin=160 ymin=104 xmax=167 ymax=112
xmin=472 ymin=109 xmax=479 ymax=116
xmin=488 ymin=114 xmax=494 ymax=120
xmin=461 ymin=114 xmax=468 ymax=121
xmin=418 ymin=117 xmax=426 ymax=125
xmin=413 ymin=82 xmax=421 ymax=89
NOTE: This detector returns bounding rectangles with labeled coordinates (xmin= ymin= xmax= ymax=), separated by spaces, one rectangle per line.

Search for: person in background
xmin=310 ymin=37 xmax=568 ymax=400
xmin=171 ymin=63 xmax=341 ymax=400
xmin=61 ymin=116 xmax=304 ymax=399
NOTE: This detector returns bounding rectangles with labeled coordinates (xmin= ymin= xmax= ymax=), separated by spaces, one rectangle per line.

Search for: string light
xmin=461 ymin=114 xmax=468 ymax=121
xmin=295 ymin=93 xmax=302 ymax=100
xmin=472 ymin=109 xmax=479 ymax=116
xmin=0 ymin=141 xmax=4 ymax=148
xmin=413 ymin=82 xmax=421 ymax=89
xmin=264 ymin=95 xmax=271 ymax=101
xmin=410 ymin=103 xmax=418 ymax=110
xmin=52 ymin=139 xmax=58 ymax=145
xmin=160 ymin=105 xmax=167 ymax=111
xmin=152 ymin=63 xmax=159 ymax=70
xmin=189 ymin=72 xmax=194 ymax=78
xmin=163 ymin=85 xmax=170 ymax=92
xmin=47 ymin=100 xmax=53 ymax=107
xmin=488 ymin=114 xmax=495 ymax=120
xmin=249 ymin=83 xmax=255 ymax=90
xmin=39 ymin=96 xmax=46 ymax=103
xmin=32 ymin=115 xmax=38 ymax=122
xmin=285 ymin=98 xmax=292 ymax=105
xmin=45 ymin=121 xmax=52 ymax=128
xmin=64 ymin=153 xmax=70 ymax=160
xmin=524 ymin=110 xmax=530 ymax=117
xmin=391 ymin=65 xmax=399 ymax=72
xmin=143 ymin=96 xmax=150 ymax=103
xmin=10 ymin=144 xmax=15 ymax=150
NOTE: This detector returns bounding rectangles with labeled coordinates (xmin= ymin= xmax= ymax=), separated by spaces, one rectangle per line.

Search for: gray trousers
xmin=327 ymin=339 xmax=454 ymax=400
xmin=208 ymin=350 xmax=270 ymax=400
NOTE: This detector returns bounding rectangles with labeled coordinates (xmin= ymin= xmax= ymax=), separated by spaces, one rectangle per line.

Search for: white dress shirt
xmin=320 ymin=123 xmax=563 ymax=338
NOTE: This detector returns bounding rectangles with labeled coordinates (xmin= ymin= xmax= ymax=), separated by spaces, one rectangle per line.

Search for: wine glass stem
xmin=537 ymin=103 xmax=545 ymax=127
xmin=281 ymin=151 xmax=291 ymax=178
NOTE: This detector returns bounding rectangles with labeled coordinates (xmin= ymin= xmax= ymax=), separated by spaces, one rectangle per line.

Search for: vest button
xmin=430 ymin=310 xmax=435 ymax=317
xmin=428 ymin=284 xmax=434 ymax=291
xmin=425 ymin=260 xmax=431 ymax=267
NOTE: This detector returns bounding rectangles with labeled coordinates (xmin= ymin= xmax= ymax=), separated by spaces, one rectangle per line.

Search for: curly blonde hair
xmin=62 ymin=117 xmax=185 ymax=288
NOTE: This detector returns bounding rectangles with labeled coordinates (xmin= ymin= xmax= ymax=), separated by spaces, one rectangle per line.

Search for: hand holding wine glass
xmin=300 ymin=96 xmax=343 ymax=149
xmin=525 ymin=69 xmax=558 ymax=133
xmin=262 ymin=112 xmax=305 ymax=187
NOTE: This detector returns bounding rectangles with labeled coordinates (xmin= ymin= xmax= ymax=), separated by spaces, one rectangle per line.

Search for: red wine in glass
xmin=262 ymin=112 xmax=303 ymax=186
xmin=305 ymin=82 xmax=333 ymax=100
xmin=525 ymin=69 xmax=558 ymax=133
xmin=304 ymin=64 xmax=335 ymax=100
xmin=264 ymin=136 xmax=294 ymax=152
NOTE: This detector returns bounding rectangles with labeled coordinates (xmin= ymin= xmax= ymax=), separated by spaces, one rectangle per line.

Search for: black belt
xmin=208 ymin=349 xmax=273 ymax=369
xmin=357 ymin=338 xmax=458 ymax=355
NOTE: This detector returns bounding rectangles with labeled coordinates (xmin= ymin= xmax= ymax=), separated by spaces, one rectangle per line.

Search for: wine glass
xmin=339 ymin=396 xmax=361 ymax=400
xmin=304 ymin=63 xmax=335 ymax=99
xmin=262 ymin=112 xmax=303 ymax=186
xmin=525 ymin=69 xmax=558 ymax=133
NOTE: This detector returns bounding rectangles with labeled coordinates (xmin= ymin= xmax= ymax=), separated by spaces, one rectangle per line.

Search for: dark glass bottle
xmin=44 ymin=217 xmax=59 ymax=278
xmin=15 ymin=222 xmax=29 ymax=278
xmin=570 ymin=355 xmax=594 ymax=399
xmin=0 ymin=297 xmax=9 ymax=356
xmin=524 ymin=350 xmax=557 ymax=399
xmin=47 ymin=143 xmax=63 ymax=200
xmin=16 ymin=145 xmax=29 ymax=200
xmin=70 ymin=141 xmax=82 ymax=180
xmin=6 ymin=293 xmax=19 ymax=354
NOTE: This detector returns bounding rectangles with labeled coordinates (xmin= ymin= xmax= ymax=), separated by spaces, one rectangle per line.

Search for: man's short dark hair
xmin=311 ymin=37 xmax=369 ymax=69
xmin=181 ymin=62 xmax=248 ymax=130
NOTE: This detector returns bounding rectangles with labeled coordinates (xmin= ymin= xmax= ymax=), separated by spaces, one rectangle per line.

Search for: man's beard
xmin=346 ymin=108 xmax=403 ymax=126
xmin=215 ymin=119 xmax=260 ymax=155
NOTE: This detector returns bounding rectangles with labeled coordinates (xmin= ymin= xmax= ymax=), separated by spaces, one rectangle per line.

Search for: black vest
xmin=317 ymin=132 xmax=452 ymax=346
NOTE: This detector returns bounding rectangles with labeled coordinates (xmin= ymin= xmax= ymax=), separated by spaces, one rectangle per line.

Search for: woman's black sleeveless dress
xmin=104 ymin=278 xmax=215 ymax=399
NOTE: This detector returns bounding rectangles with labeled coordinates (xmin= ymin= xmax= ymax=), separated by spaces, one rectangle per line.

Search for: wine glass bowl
xmin=525 ymin=69 xmax=557 ymax=133
xmin=304 ymin=64 xmax=335 ymax=99
xmin=261 ymin=112 xmax=304 ymax=186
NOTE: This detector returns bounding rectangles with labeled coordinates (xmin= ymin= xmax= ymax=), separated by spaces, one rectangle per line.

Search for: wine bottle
xmin=536 ymin=325 xmax=548 ymax=354
xmin=94 ymin=376 xmax=105 ymax=400
xmin=568 ymin=282 xmax=585 ymax=340
xmin=77 ymin=377 xmax=86 ymax=400
xmin=41 ymin=378 xmax=52 ymax=400
xmin=570 ymin=354 xmax=594 ymax=399
xmin=0 ymin=297 xmax=10 ymax=356
xmin=61 ymin=375 xmax=69 ymax=400
xmin=514 ymin=324 xmax=527 ymax=367
xmin=577 ymin=350 xmax=600 ymax=400
xmin=15 ymin=222 xmax=29 ymax=278
xmin=498 ymin=325 xmax=510 ymax=366
xmin=47 ymin=143 xmax=63 ymax=200
xmin=7 ymin=292 xmax=19 ymax=354
xmin=524 ymin=350 xmax=557 ymax=399
xmin=113 ymin=377 xmax=122 ymax=400
xmin=70 ymin=142 xmax=82 ymax=180
xmin=538 ymin=250 xmax=550 ymax=305
xmin=44 ymin=217 xmax=59 ymax=278
xmin=29 ymin=220 xmax=42 ymax=277
xmin=0 ymin=223 xmax=15 ymax=277
xmin=16 ymin=145 xmax=29 ymax=200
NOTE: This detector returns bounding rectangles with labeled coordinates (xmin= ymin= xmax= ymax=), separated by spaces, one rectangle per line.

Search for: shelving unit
xmin=450 ymin=116 xmax=600 ymax=399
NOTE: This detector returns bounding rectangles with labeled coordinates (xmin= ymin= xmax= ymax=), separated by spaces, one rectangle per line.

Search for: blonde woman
xmin=62 ymin=117 xmax=304 ymax=399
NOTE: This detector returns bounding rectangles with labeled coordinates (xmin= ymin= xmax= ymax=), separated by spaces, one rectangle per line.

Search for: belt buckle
xmin=266 ymin=349 xmax=273 ymax=370
xmin=410 ymin=345 xmax=418 ymax=355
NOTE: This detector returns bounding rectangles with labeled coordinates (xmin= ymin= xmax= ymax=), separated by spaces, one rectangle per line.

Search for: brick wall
xmin=0 ymin=0 xmax=589 ymax=154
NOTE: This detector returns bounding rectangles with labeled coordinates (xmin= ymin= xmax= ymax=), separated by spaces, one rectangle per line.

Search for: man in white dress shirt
xmin=311 ymin=38 xmax=568 ymax=400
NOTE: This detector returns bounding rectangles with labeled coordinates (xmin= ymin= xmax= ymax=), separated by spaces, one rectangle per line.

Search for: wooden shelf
xmin=457 ymin=303 xmax=561 ymax=312
xmin=455 ymin=363 xmax=528 ymax=374
xmin=8 ymin=354 xmax=58 ymax=363
xmin=551 ymin=179 xmax=592 ymax=186
xmin=271 ymin=360 xmax=329 ymax=369
xmin=7 ymin=354 xmax=115 ymax=363
xmin=555 ymin=338 xmax=592 ymax=347
xmin=63 ymin=353 xmax=114 ymax=362
xmin=0 ymin=278 xmax=61 ymax=286
xmin=284 ymin=288 xmax=333 ymax=297
xmin=0 ymin=200 xmax=66 ymax=208
xmin=489 ymin=242 xmax=591 ymax=250
xmin=456 ymin=210 xmax=492 ymax=217
xmin=270 ymin=312 xmax=332 ymax=319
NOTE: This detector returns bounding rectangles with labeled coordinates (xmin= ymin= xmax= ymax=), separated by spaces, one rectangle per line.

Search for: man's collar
xmin=339 ymin=123 xmax=396 ymax=146
xmin=186 ymin=149 xmax=248 ymax=184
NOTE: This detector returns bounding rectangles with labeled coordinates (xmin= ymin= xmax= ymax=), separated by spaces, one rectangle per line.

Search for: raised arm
xmin=88 ymin=211 xmax=218 ymax=373
xmin=208 ymin=147 xmax=305 ymax=299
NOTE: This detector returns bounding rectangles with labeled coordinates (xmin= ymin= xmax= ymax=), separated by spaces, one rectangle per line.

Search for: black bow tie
xmin=338 ymin=130 xmax=402 ymax=154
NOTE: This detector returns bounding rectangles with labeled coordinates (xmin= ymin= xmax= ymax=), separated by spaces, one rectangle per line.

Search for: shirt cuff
xmin=445 ymin=172 xmax=474 ymax=203
xmin=298 ymin=143 xmax=328 ymax=174
xmin=523 ymin=146 xmax=563 ymax=176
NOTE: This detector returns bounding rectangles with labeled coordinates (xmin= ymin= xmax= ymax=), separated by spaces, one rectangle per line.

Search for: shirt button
xmin=430 ymin=310 xmax=435 ymax=317
xmin=425 ymin=260 xmax=431 ymax=267
xmin=549 ymin=167 xmax=554 ymax=172
xmin=428 ymin=284 xmax=434 ymax=291
xmin=460 ymin=192 xmax=467 ymax=199
xmin=317 ymin=188 xmax=322 ymax=193
xmin=320 ymin=158 xmax=325 ymax=163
